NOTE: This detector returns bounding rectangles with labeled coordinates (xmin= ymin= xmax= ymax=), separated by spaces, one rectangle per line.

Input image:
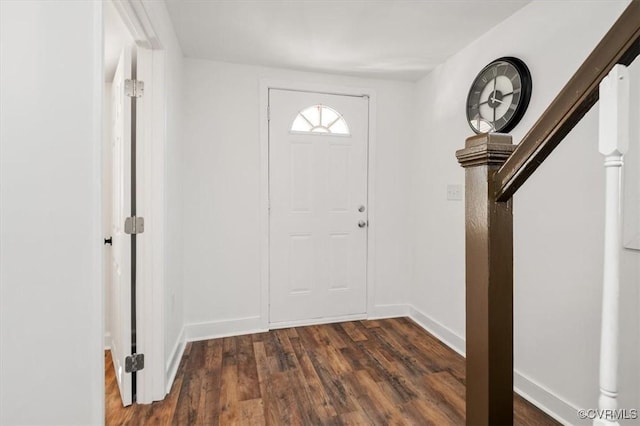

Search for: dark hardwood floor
xmin=106 ymin=317 xmax=559 ymax=425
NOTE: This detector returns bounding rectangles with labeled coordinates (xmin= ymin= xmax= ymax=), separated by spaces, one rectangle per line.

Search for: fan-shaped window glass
xmin=291 ymin=105 xmax=350 ymax=135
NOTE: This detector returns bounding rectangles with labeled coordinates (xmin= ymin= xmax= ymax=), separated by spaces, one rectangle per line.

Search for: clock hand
xmin=481 ymin=83 xmax=510 ymax=108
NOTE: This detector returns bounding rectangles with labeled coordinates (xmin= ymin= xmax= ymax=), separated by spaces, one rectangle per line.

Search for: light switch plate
xmin=447 ymin=184 xmax=463 ymax=201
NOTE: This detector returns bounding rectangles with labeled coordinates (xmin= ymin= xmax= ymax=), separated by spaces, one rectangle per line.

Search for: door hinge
xmin=124 ymin=216 xmax=145 ymax=234
xmin=125 ymin=353 xmax=144 ymax=373
xmin=267 ymin=105 xmax=270 ymax=121
xmin=124 ymin=79 xmax=144 ymax=98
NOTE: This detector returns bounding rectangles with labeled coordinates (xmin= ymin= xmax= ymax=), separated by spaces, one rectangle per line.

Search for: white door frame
xmin=258 ymin=80 xmax=378 ymax=329
xmin=108 ymin=0 xmax=165 ymax=403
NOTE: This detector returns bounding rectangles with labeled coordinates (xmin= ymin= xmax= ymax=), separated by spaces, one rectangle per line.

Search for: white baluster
xmin=596 ymin=64 xmax=629 ymax=426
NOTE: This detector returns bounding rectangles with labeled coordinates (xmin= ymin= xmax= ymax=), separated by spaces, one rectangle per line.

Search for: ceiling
xmin=165 ymin=0 xmax=531 ymax=81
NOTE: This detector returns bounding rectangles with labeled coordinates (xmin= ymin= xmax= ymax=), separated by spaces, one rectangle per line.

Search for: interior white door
xmin=109 ymin=47 xmax=132 ymax=406
xmin=269 ymin=89 xmax=369 ymax=324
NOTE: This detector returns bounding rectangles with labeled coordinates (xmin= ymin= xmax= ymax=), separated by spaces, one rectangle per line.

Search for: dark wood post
xmin=456 ymin=133 xmax=516 ymax=426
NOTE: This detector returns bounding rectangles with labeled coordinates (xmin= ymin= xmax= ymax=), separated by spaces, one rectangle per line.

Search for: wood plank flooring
xmin=106 ymin=317 xmax=559 ymax=425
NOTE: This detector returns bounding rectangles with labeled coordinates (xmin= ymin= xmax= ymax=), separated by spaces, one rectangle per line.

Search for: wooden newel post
xmin=456 ymin=133 xmax=516 ymax=426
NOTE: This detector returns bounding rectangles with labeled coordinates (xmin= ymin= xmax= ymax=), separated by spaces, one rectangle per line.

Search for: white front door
xmin=269 ymin=89 xmax=369 ymax=325
xmin=109 ymin=47 xmax=133 ymax=406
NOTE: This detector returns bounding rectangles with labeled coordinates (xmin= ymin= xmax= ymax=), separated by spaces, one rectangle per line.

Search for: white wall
xmin=140 ymin=0 xmax=186 ymax=390
xmin=409 ymin=0 xmax=639 ymax=423
xmin=181 ymin=59 xmax=413 ymax=338
xmin=0 ymin=1 xmax=103 ymax=424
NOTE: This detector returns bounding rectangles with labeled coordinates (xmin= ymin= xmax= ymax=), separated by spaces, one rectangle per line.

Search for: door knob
xmin=358 ymin=205 xmax=366 ymax=212
xmin=358 ymin=220 xmax=367 ymax=228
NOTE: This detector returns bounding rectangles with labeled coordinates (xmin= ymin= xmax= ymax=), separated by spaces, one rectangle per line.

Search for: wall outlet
xmin=447 ymin=184 xmax=463 ymax=201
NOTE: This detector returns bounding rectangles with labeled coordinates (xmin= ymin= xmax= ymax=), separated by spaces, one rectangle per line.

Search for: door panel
xmin=109 ymin=47 xmax=132 ymax=406
xmin=269 ymin=90 xmax=369 ymax=324
xmin=328 ymin=144 xmax=350 ymax=210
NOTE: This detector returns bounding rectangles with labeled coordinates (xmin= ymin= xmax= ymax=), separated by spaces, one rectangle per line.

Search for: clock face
xmin=466 ymin=57 xmax=532 ymax=134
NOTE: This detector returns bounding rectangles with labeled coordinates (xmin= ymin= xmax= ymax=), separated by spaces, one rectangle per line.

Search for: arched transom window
xmin=291 ymin=104 xmax=350 ymax=135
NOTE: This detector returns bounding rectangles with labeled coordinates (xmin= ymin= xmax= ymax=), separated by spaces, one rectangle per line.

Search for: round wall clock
xmin=466 ymin=57 xmax=532 ymax=134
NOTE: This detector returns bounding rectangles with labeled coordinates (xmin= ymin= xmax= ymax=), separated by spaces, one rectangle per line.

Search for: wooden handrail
xmin=494 ymin=0 xmax=640 ymax=202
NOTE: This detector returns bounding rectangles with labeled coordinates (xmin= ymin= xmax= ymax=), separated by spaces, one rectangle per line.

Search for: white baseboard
xmin=515 ymin=371 xmax=581 ymax=425
xmin=270 ymin=313 xmax=367 ymax=330
xmin=368 ymin=303 xmax=410 ymax=319
xmin=185 ymin=316 xmax=267 ymax=342
xmin=104 ymin=331 xmax=111 ymax=350
xmin=408 ymin=305 xmax=465 ymax=356
xmin=270 ymin=304 xmax=409 ymax=329
xmin=407 ymin=305 xmax=574 ymax=425
xmin=165 ymin=326 xmax=186 ymax=395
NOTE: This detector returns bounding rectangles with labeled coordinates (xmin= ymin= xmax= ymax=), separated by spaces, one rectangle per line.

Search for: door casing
xmin=259 ymin=80 xmax=378 ymax=329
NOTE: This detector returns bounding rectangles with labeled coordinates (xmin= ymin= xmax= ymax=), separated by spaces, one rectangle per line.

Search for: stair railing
xmin=455 ymin=1 xmax=640 ymax=425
